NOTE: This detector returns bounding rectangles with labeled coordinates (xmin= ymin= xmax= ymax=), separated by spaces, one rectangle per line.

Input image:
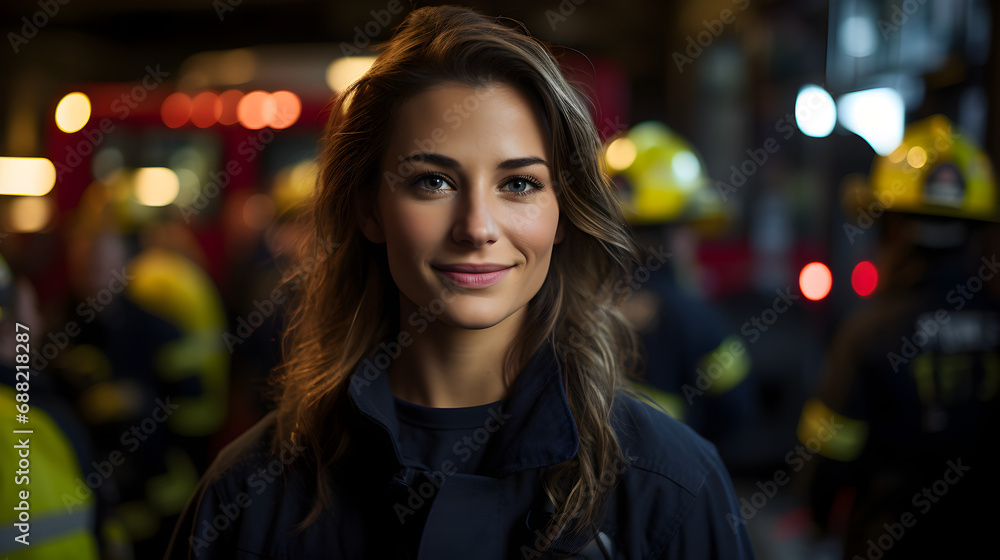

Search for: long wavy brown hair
xmin=271 ymin=4 xmax=644 ymax=553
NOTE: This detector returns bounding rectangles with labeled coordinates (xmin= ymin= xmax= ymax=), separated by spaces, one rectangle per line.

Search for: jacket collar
xmin=345 ymin=340 xmax=579 ymax=479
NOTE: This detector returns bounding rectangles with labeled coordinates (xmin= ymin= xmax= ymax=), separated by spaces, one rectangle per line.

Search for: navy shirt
xmin=394 ymin=396 xmax=506 ymax=476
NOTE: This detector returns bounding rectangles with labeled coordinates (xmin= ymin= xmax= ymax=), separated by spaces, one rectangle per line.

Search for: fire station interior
xmin=1 ymin=0 xmax=998 ymax=558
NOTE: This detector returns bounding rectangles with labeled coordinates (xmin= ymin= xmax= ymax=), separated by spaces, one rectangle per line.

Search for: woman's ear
xmin=356 ymin=195 xmax=386 ymax=244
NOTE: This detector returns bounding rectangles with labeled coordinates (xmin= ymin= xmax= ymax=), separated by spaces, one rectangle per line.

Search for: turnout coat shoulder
xmin=165 ymin=343 xmax=754 ymax=559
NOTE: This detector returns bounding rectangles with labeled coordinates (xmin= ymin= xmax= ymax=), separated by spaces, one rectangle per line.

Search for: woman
xmin=166 ymin=5 xmax=754 ymax=559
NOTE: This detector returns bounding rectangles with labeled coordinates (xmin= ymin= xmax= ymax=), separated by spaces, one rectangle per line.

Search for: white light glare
xmin=839 ymin=16 xmax=878 ymax=58
xmin=671 ymin=151 xmax=701 ymax=185
xmin=795 ymin=85 xmax=837 ymax=138
xmin=837 ymin=88 xmax=905 ymax=156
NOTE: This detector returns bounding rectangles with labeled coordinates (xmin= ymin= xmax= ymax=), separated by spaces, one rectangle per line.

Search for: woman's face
xmin=364 ymin=81 xmax=564 ymax=330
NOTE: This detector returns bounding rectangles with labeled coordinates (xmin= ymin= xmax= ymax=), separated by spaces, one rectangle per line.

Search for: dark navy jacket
xmin=165 ymin=342 xmax=755 ymax=559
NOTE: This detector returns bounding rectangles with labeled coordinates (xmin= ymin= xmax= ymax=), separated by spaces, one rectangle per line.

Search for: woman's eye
xmin=413 ymin=173 xmax=541 ymax=196
xmin=416 ymin=174 xmax=452 ymax=191
xmin=506 ymin=178 xmax=531 ymax=193
xmin=503 ymin=177 xmax=542 ymax=195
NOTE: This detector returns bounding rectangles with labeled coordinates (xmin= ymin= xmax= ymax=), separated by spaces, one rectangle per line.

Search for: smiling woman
xmin=165 ymin=5 xmax=755 ymax=560
xmin=365 ymin=82 xmax=566 ymax=405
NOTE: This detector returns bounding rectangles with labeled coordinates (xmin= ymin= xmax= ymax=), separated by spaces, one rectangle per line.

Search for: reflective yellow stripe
xmin=0 ymin=528 xmax=99 ymax=558
xmin=700 ymin=335 xmax=751 ymax=395
xmin=0 ymin=386 xmax=100 ymax=559
xmin=626 ymin=379 xmax=686 ymax=421
xmin=797 ymin=398 xmax=869 ymax=461
xmin=0 ymin=504 xmax=95 ymax=555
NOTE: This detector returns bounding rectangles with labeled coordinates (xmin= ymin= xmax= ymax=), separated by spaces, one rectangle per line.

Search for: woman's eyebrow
xmin=400 ymin=153 xmax=551 ymax=170
xmin=497 ymin=156 xmax=550 ymax=170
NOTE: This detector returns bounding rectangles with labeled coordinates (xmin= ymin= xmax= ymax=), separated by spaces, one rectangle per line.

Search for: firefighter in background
xmin=0 ymin=252 xmax=131 ymax=559
xmin=606 ymin=121 xmax=756 ymax=448
xmin=58 ymin=179 xmax=230 ymax=554
xmin=220 ymin=158 xmax=318 ymax=440
xmin=798 ymin=115 xmax=1000 ymax=558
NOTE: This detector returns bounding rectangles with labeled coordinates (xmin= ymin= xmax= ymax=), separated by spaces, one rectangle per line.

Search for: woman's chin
xmin=433 ymin=304 xmax=521 ymax=331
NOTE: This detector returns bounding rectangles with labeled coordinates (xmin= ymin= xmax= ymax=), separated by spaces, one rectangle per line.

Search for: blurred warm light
xmin=134 ymin=167 xmax=180 ymax=206
xmin=605 ymin=137 xmax=637 ymax=171
xmin=161 ymin=93 xmax=193 ymax=128
xmin=217 ymin=49 xmax=257 ymax=85
xmin=0 ymin=157 xmax=56 ymax=196
xmin=178 ymin=49 xmax=254 ymax=91
xmin=190 ymin=91 xmax=222 ymax=128
xmin=243 ymin=193 xmax=276 ymax=230
xmin=7 ymin=195 xmax=52 ymax=232
xmin=906 ymin=146 xmax=928 ymax=169
xmin=272 ymin=159 xmax=318 ymax=217
xmin=795 ymin=85 xmax=837 ymax=138
xmin=237 ymin=90 xmax=273 ymax=130
xmin=671 ymin=151 xmax=701 ymax=185
xmin=326 ymin=57 xmax=376 ymax=92
xmin=887 ymin=144 xmax=907 ymax=164
xmin=837 ymin=88 xmax=905 ymax=156
xmin=218 ymin=89 xmax=243 ymax=125
xmin=799 ymin=262 xmax=832 ymax=301
xmin=851 ymin=261 xmax=878 ymax=298
xmin=181 ymin=70 xmax=211 ymax=91
xmin=55 ymin=92 xmax=91 ymax=133
xmin=269 ymin=91 xmax=301 ymax=129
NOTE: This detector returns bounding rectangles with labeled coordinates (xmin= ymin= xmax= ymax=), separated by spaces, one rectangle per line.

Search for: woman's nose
xmin=452 ymin=181 xmax=499 ymax=248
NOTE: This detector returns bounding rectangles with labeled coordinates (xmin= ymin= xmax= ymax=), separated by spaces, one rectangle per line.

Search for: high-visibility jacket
xmin=0 ymin=384 xmax=100 ymax=559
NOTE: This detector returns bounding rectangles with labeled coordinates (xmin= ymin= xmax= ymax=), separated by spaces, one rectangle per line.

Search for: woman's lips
xmin=432 ymin=265 xmax=513 ymax=287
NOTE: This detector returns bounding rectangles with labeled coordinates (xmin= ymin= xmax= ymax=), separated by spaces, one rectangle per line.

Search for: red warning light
xmin=161 ymin=92 xmax=192 ymax=128
xmin=269 ymin=90 xmax=301 ymax=129
xmin=851 ymin=261 xmax=878 ymax=298
xmin=218 ymin=89 xmax=243 ymax=126
xmin=190 ymin=91 xmax=222 ymax=128
xmin=237 ymin=90 xmax=272 ymax=130
xmin=799 ymin=262 xmax=832 ymax=301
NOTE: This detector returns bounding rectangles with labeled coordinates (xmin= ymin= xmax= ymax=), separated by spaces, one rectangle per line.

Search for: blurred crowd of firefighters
xmin=1 ymin=98 xmax=998 ymax=559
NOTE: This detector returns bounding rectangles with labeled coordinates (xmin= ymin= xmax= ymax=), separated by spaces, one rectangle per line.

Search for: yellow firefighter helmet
xmin=869 ymin=114 xmax=998 ymax=222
